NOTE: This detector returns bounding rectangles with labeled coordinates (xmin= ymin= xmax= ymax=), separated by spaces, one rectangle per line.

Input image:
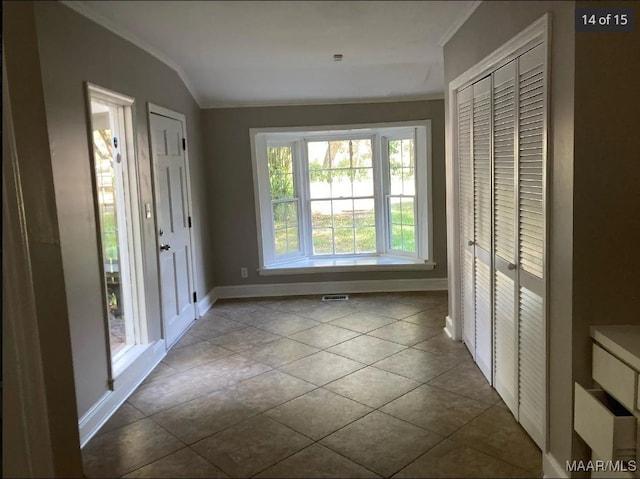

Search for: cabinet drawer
xmin=593 ymin=343 xmax=638 ymax=412
xmin=574 ymin=383 xmax=636 ymax=462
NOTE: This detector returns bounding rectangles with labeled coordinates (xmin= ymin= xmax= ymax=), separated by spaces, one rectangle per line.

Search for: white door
xmin=458 ymin=85 xmax=476 ymax=359
xmin=516 ymin=44 xmax=546 ymax=449
xmin=150 ymin=111 xmax=196 ymax=347
xmin=472 ymin=76 xmax=493 ymax=382
xmin=492 ymin=59 xmax=519 ymax=415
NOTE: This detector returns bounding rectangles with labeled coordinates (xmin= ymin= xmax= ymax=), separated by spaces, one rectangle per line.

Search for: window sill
xmin=111 ymin=343 xmax=151 ymax=380
xmin=259 ymin=256 xmax=436 ymax=276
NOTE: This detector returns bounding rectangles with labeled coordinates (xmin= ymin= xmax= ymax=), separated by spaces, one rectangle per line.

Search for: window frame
xmin=86 ymin=83 xmax=149 ymax=379
xmin=266 ymin=140 xmax=303 ymax=262
xmin=381 ymin=127 xmax=430 ymax=259
xmin=302 ymin=134 xmax=377 ymax=257
xmin=250 ymin=120 xmax=433 ymax=273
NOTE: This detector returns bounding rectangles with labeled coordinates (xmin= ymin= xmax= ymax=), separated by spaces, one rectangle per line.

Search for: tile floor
xmin=83 ymin=292 xmax=541 ymax=478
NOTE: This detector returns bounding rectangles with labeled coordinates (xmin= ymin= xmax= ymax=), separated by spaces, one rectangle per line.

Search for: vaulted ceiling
xmin=64 ymin=1 xmax=480 ymax=107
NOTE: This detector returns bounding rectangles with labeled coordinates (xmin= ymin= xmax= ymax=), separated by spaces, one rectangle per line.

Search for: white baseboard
xmin=213 ymin=277 xmax=448 ymax=299
xmin=444 ymin=315 xmax=457 ymax=340
xmin=78 ymin=340 xmax=166 ymax=448
xmin=197 ymin=287 xmax=217 ymax=317
xmin=543 ymin=452 xmax=569 ymax=478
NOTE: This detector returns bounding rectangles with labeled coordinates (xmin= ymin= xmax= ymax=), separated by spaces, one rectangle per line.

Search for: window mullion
xmin=373 ymin=134 xmax=386 ymax=254
xmin=298 ymin=139 xmax=312 ymax=257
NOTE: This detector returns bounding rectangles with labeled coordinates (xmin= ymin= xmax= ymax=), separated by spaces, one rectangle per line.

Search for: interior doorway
xmin=148 ymin=104 xmax=198 ymax=348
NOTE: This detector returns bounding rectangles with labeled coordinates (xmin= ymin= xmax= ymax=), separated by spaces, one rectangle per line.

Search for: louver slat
xmin=519 ymin=287 xmax=545 ymax=431
xmin=494 ymin=270 xmax=517 ymax=411
xmin=493 ymin=73 xmax=516 ymax=262
xmin=458 ymin=89 xmax=475 ymax=354
xmin=518 ymin=62 xmax=544 ymax=279
xmin=475 ymin=257 xmax=492 ymax=378
xmin=474 ymin=93 xmax=492 ymax=252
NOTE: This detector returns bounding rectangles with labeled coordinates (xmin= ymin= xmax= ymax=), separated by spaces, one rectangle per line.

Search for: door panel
xmin=492 ymin=60 xmax=519 ymax=415
xmin=472 ymin=76 xmax=492 ymax=382
xmin=151 ymin=112 xmax=195 ymax=348
xmin=518 ymin=286 xmax=545 ymax=447
xmin=455 ymin=41 xmax=547 ymax=451
xmin=516 ymin=44 xmax=546 ymax=448
xmin=458 ymin=86 xmax=475 ymax=357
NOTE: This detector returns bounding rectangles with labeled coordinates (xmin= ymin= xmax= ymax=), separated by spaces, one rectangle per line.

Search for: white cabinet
xmin=574 ymin=325 xmax=640 ymax=477
xmin=574 ymin=383 xmax=636 ymax=462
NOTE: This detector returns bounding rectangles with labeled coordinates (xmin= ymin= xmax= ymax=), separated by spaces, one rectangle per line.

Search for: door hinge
xmin=193 ymin=291 xmax=197 ymax=303
xmin=182 ymin=138 xmax=186 ymax=150
xmin=188 ymin=216 xmax=192 ymax=228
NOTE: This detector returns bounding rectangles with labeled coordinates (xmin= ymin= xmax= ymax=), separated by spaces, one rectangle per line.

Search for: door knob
xmin=160 ymin=244 xmax=171 ymax=251
xmin=159 ymin=229 xmax=164 ymax=236
xmin=468 ymin=240 xmax=474 ymax=246
xmin=507 ymin=263 xmax=517 ymax=270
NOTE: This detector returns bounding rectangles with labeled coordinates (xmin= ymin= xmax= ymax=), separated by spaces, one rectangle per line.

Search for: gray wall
xmin=203 ymin=100 xmax=447 ymax=286
xmin=3 ymin=2 xmax=84 ymax=475
xmin=572 ymin=0 xmax=640 ymax=454
xmin=28 ymin=1 xmax=213 ymax=418
xmin=443 ymin=0 xmax=576 ymax=469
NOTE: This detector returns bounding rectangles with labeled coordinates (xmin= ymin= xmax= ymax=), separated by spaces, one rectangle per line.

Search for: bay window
xmin=251 ymin=121 xmax=433 ymax=274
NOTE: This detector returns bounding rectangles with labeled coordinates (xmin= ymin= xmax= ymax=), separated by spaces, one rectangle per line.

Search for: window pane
xmin=274 ymin=229 xmax=287 ymax=256
xmin=273 ymin=202 xmax=286 ymax=230
xmin=401 ymin=197 xmax=415 ymax=226
xmin=332 ymin=199 xmax=353 ymax=227
xmin=309 ymin=169 xmax=331 ymax=199
xmin=351 ymin=139 xmax=373 ymax=168
xmin=334 ymin=228 xmax=354 ymax=254
xmin=287 ymin=227 xmax=299 ymax=251
xmin=389 ymin=138 xmax=415 ymax=196
xmin=311 ymin=200 xmax=332 ymax=227
xmin=330 ymin=141 xmax=350 ymax=169
xmin=401 ymin=138 xmax=414 ymax=167
xmin=273 ymin=200 xmax=299 ymax=256
xmin=403 ymin=167 xmax=415 ymax=196
xmin=355 ymin=227 xmax=376 ymax=253
xmin=391 ymin=224 xmax=403 ymax=250
xmin=352 ymin=167 xmax=374 ymax=197
xmin=312 ymin=228 xmax=333 ymax=255
xmin=268 ymin=146 xmax=294 ymax=200
xmin=332 ymin=170 xmax=351 ymax=198
xmin=388 ymin=196 xmax=416 ymax=254
xmin=91 ymin=100 xmax=136 ymax=362
xmin=354 ymin=199 xmax=375 ymax=227
xmin=389 ymin=197 xmax=402 ymax=224
xmin=402 ymin=225 xmax=416 ymax=252
xmin=286 ymin=201 xmax=298 ymax=228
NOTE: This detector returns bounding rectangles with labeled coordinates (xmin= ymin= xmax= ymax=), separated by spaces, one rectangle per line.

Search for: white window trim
xmin=250 ymin=120 xmax=434 ymax=274
xmin=86 ymin=83 xmax=150 ymax=381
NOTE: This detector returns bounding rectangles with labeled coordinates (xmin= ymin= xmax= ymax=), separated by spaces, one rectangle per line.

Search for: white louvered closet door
xmin=472 ymin=77 xmax=493 ymax=382
xmin=516 ymin=43 xmax=546 ymax=449
xmin=458 ymin=86 xmax=476 ymax=358
xmin=492 ymin=60 xmax=519 ymax=415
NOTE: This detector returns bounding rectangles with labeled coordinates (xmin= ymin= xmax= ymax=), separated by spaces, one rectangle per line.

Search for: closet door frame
xmin=445 ymin=13 xmax=550 ymax=450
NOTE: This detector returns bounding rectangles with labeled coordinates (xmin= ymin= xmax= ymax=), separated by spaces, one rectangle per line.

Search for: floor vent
xmin=321 ymin=294 xmax=349 ymax=301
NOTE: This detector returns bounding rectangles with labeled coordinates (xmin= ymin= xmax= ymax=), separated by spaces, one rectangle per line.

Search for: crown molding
xmin=438 ymin=1 xmax=482 ymax=47
xmin=203 ymin=92 xmax=445 ymax=110
xmin=60 ymin=1 xmax=204 ymax=107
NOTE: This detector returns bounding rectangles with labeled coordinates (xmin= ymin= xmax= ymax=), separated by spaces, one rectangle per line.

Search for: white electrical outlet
xmin=241 ymin=267 xmax=248 ymax=278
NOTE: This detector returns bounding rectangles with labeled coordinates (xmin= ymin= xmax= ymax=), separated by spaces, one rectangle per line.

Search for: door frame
xmin=147 ymin=103 xmax=199 ymax=348
xmin=444 ymin=13 xmax=550 ymax=449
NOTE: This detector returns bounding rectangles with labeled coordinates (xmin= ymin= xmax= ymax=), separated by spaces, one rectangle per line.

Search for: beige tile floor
xmin=83 ymin=292 xmax=542 ymax=478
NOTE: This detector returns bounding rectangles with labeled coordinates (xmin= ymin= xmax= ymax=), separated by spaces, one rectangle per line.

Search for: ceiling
xmin=64 ymin=1 xmax=480 ymax=108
